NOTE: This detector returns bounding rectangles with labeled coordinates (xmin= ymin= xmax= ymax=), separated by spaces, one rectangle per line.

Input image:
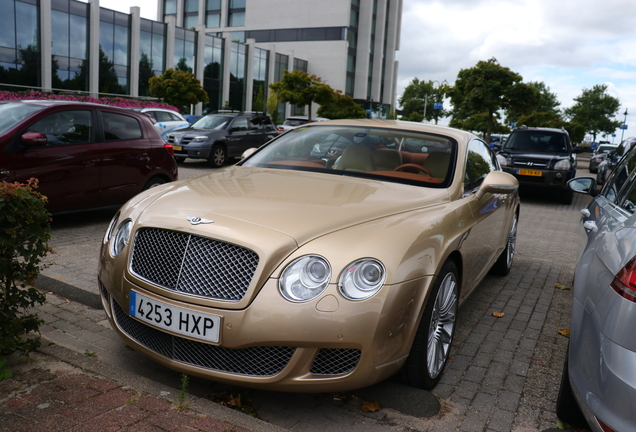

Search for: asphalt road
xmin=36 ymin=155 xmax=594 ymax=431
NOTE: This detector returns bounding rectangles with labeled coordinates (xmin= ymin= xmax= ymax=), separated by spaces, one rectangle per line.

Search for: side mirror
xmin=21 ymin=132 xmax=47 ymax=145
xmin=568 ymin=177 xmax=598 ymax=196
xmin=476 ymin=171 xmax=519 ymax=200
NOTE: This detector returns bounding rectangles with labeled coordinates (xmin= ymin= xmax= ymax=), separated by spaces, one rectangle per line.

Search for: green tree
xmin=149 ymin=68 xmax=209 ymax=113
xmin=269 ymin=70 xmax=335 ymax=121
xmin=506 ymin=81 xmax=561 ymax=125
xmin=564 ymin=84 xmax=621 ymax=142
xmin=266 ymin=89 xmax=280 ymax=125
xmin=399 ymin=78 xmax=449 ymax=123
xmin=317 ymin=91 xmax=367 ymax=119
xmin=449 ymin=58 xmax=534 ymax=142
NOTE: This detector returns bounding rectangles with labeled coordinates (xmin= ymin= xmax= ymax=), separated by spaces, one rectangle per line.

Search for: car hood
xmin=137 ymin=166 xmax=450 ymax=246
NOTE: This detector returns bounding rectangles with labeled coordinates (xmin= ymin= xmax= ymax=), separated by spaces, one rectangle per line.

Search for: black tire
xmin=560 ymin=188 xmax=574 ymax=205
xmin=208 ymin=144 xmax=227 ymax=168
xmin=556 ymin=350 xmax=589 ymax=428
xmin=142 ymin=176 xmax=167 ymax=191
xmin=400 ymin=260 xmax=458 ymax=390
xmin=492 ymin=212 xmax=518 ymax=276
xmin=175 ymin=157 xmax=186 ymax=164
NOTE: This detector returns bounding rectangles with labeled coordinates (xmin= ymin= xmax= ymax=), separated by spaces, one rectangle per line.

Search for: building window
xmin=99 ymin=10 xmax=130 ymax=95
xmin=229 ymin=42 xmax=247 ymax=110
xmin=0 ymin=0 xmax=40 ymax=89
xmin=174 ymin=28 xmax=196 ymax=73
xmin=228 ymin=0 xmax=246 ymax=27
xmin=206 ymin=0 xmax=221 ymax=28
xmin=203 ymin=35 xmax=223 ymax=112
xmin=139 ymin=19 xmax=166 ymax=97
xmin=50 ymin=0 xmax=89 ymax=92
xmin=164 ymin=0 xmax=176 ymax=16
xmin=252 ymin=48 xmax=268 ymax=112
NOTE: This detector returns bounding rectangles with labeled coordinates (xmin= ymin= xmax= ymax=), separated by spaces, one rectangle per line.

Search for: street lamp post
xmin=621 ymin=108 xmax=629 ymax=142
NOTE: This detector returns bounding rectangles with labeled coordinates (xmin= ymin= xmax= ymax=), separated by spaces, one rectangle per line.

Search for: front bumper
xmin=99 ymin=273 xmax=431 ymax=392
xmin=172 ymin=142 xmax=212 ymax=160
xmin=502 ymin=167 xmax=574 ymax=191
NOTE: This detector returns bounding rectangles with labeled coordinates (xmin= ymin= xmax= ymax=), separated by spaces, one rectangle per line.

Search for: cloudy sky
xmin=99 ymin=0 xmax=636 ymax=138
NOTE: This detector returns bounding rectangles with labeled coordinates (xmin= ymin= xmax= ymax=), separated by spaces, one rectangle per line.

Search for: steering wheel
xmin=394 ymin=163 xmax=434 ymax=177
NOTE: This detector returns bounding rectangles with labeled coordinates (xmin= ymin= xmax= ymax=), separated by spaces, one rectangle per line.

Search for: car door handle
xmin=580 ymin=209 xmax=591 ymax=217
xmin=583 ymin=221 xmax=598 ymax=232
xmin=0 ymin=170 xmax=8 ymax=176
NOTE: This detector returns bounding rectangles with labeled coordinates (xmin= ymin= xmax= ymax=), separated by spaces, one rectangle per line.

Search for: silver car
xmin=558 ymin=145 xmax=636 ymax=431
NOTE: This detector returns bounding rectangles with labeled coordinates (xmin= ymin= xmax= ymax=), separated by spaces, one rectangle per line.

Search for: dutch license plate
xmin=172 ymin=145 xmax=183 ymax=151
xmin=516 ymin=169 xmax=542 ymax=177
xmin=129 ymin=291 xmax=220 ymax=343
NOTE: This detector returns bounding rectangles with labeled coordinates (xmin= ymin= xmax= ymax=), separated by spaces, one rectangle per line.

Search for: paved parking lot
xmin=36 ymin=157 xmax=593 ymax=431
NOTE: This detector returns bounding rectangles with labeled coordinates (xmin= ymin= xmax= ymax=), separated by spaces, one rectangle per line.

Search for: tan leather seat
xmin=333 ymin=145 xmax=376 ymax=172
xmin=373 ymin=148 xmax=403 ymax=171
xmin=422 ymin=152 xmax=451 ymax=179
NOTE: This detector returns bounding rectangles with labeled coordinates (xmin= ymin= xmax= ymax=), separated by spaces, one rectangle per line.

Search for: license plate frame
xmin=129 ymin=291 xmax=221 ymax=343
xmin=516 ymin=169 xmax=543 ymax=177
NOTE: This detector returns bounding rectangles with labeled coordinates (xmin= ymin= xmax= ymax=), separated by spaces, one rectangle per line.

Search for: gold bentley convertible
xmin=98 ymin=119 xmax=519 ymax=392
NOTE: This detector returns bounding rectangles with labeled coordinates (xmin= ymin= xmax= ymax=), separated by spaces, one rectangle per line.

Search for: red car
xmin=0 ymin=100 xmax=177 ymax=213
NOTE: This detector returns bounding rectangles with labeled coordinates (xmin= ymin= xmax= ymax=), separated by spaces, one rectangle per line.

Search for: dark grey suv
xmin=167 ymin=111 xmax=278 ymax=167
xmin=496 ymin=126 xmax=582 ymax=204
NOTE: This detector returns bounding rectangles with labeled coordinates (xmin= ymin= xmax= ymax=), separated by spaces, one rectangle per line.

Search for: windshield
xmin=241 ymin=125 xmax=456 ymax=187
xmin=191 ymin=115 xmax=232 ymax=130
xmin=0 ymin=102 xmax=46 ymax=135
xmin=504 ymin=131 xmax=570 ymax=153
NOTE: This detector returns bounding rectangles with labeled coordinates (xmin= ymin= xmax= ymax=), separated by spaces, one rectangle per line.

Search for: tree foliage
xmin=149 ymin=68 xmax=209 ymax=113
xmin=449 ymin=58 xmax=533 ymax=142
xmin=266 ymin=89 xmax=280 ymax=125
xmin=269 ymin=70 xmax=335 ymax=121
xmin=0 ymin=179 xmax=50 ymax=358
xmin=564 ymin=84 xmax=621 ymax=142
xmin=398 ymin=78 xmax=449 ymax=123
xmin=317 ymin=91 xmax=367 ymax=119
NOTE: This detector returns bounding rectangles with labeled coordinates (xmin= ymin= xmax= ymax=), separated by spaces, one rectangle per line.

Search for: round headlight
xmin=279 ymin=255 xmax=331 ymax=302
xmin=110 ymin=219 xmax=133 ymax=257
xmin=496 ymin=154 xmax=507 ymax=167
xmin=339 ymin=259 xmax=386 ymax=300
xmin=555 ymin=159 xmax=572 ymax=170
xmin=104 ymin=211 xmax=120 ymax=243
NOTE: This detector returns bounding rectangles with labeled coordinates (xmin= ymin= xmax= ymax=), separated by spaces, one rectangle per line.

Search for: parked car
xmin=98 ymin=119 xmax=520 ymax=392
xmin=596 ymin=138 xmax=636 ymax=185
xmin=277 ymin=115 xmax=329 ymax=133
xmin=588 ymin=144 xmax=618 ymax=173
xmin=0 ymin=100 xmax=178 ymax=213
xmin=129 ymin=108 xmax=190 ymax=140
xmin=557 ymin=143 xmax=636 ymax=431
xmin=497 ymin=126 xmax=582 ymax=204
xmin=166 ymin=111 xmax=278 ymax=167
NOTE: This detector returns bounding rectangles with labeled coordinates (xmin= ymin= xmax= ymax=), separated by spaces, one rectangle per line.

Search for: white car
xmin=277 ymin=116 xmax=329 ymax=133
xmin=133 ymin=108 xmax=190 ymax=140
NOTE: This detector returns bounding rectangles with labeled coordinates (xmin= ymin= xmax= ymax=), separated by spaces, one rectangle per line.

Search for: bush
xmin=0 ymin=178 xmax=51 ymax=357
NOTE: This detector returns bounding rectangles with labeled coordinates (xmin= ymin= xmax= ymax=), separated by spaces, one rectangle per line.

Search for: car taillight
xmin=277 ymin=126 xmax=284 ymax=132
xmin=164 ymin=143 xmax=174 ymax=156
xmin=611 ymin=257 xmax=636 ymax=302
xmin=597 ymin=418 xmax=616 ymax=432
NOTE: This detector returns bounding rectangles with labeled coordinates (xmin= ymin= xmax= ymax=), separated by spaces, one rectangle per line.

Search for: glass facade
xmin=228 ymin=42 xmax=246 ymax=110
xmin=252 ymin=48 xmax=268 ymax=113
xmin=274 ymin=53 xmax=288 ymax=123
xmin=139 ymin=19 xmax=166 ymax=97
xmin=100 ymin=9 xmax=130 ymax=94
xmin=0 ymin=0 xmax=40 ymax=89
xmin=50 ymin=0 xmax=89 ymax=91
xmin=174 ymin=27 xmax=196 ymax=73
xmin=184 ymin=0 xmax=199 ymax=29
xmin=291 ymin=58 xmax=308 ymax=116
xmin=346 ymin=0 xmax=359 ymax=97
xmin=203 ymin=35 xmax=223 ymax=112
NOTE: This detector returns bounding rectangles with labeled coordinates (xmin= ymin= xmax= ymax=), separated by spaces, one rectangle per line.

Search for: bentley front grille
xmin=310 ymin=348 xmax=361 ymax=375
xmin=130 ymin=228 xmax=259 ymax=302
xmin=113 ymin=300 xmax=295 ymax=376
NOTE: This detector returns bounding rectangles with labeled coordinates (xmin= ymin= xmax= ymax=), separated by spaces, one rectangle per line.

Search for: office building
xmin=0 ymin=0 xmax=402 ymax=118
